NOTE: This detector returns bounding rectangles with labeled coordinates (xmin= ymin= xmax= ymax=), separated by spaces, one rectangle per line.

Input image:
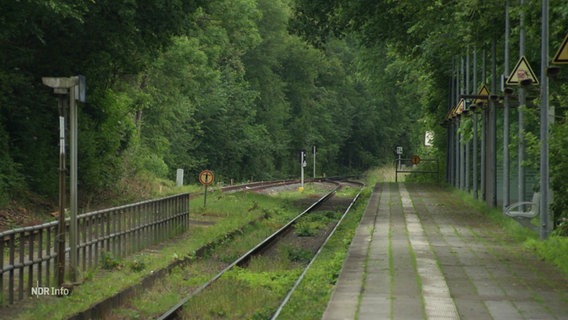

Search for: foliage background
xmin=1 ymin=0 xmax=568 ymax=231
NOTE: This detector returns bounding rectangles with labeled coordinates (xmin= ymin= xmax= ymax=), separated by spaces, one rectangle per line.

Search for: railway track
xmin=48 ymin=178 xmax=348 ymax=319
xmin=157 ymin=179 xmax=363 ymax=320
xmin=189 ymin=179 xmax=306 ymax=198
xmin=0 ymin=179 xmax=329 ymax=314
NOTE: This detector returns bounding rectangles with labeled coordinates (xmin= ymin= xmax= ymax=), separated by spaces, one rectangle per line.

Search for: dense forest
xmin=1 ymin=1 xmax=568 ymax=231
xmin=0 ymin=0 xmax=422 ymax=209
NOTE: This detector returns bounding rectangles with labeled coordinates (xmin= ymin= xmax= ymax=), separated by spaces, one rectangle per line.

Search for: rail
xmin=157 ymin=182 xmax=344 ymax=320
xmin=270 ymin=183 xmax=364 ymax=319
xmin=0 ymin=193 xmax=189 ymax=305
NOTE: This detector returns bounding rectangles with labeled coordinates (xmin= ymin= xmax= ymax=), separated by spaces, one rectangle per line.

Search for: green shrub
xmin=142 ymin=153 xmax=169 ymax=178
xmin=295 ymin=220 xmax=324 ymax=236
xmin=101 ymin=251 xmax=122 ymax=270
xmin=128 ymin=258 xmax=147 ymax=272
xmin=282 ymin=245 xmax=312 ymax=263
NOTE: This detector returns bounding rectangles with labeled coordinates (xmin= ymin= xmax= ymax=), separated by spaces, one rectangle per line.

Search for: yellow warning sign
xmin=447 ymin=104 xmax=458 ymax=119
xmin=472 ymin=84 xmax=489 ymax=106
xmin=552 ymin=32 xmax=568 ymax=64
xmin=456 ymin=99 xmax=465 ymax=115
xmin=506 ymin=56 xmax=539 ymax=85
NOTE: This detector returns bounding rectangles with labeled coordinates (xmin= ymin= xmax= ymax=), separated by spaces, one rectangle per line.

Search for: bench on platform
xmin=504 ymin=192 xmax=539 ymax=232
xmin=505 ymin=192 xmax=540 ymax=218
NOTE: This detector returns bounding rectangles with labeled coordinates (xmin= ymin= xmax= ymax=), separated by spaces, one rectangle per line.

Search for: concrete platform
xmin=322 ymin=182 xmax=568 ymax=320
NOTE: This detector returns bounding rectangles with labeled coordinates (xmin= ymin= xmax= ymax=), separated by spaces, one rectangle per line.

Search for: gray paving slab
xmin=321 ymin=185 xmax=382 ymax=320
xmin=358 ymin=296 xmax=390 ymax=319
xmin=323 ymin=183 xmax=568 ymax=320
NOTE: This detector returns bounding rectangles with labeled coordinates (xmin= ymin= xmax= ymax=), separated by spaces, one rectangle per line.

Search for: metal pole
xmin=455 ymin=117 xmax=460 ymax=188
xmin=447 ymin=120 xmax=452 ymax=183
xmin=503 ymin=0 xmax=511 ymax=209
xmin=539 ymin=0 xmax=549 ymax=239
xmin=518 ymin=0 xmax=527 ymax=203
xmin=454 ymin=61 xmax=461 ymax=189
xmin=204 ymin=184 xmax=208 ymax=208
xmin=466 ymin=48 xmax=471 ymax=193
xmin=450 ymin=121 xmax=455 ymax=185
xmin=460 ymin=57 xmax=465 ymax=190
xmin=449 ymin=66 xmax=455 ymax=185
xmin=301 ymin=162 xmax=305 ymax=188
xmin=473 ymin=47 xmax=479 ymax=199
xmin=481 ymin=48 xmax=487 ymax=200
xmin=69 ymin=82 xmax=78 ymax=282
xmin=473 ymin=112 xmax=479 ymax=199
xmin=489 ymin=38 xmax=497 ymax=207
xmin=57 ymin=96 xmax=67 ymax=287
xmin=446 ymin=116 xmax=452 ymax=183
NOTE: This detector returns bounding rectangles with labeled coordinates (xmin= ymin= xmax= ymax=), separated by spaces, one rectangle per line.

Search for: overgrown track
xmin=190 ymin=179 xmax=315 ymax=197
xmin=157 ymin=179 xmax=364 ymax=320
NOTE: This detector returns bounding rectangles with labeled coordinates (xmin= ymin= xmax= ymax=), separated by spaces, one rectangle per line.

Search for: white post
xmin=176 ymin=169 xmax=184 ymax=186
xmin=312 ymin=145 xmax=316 ymax=179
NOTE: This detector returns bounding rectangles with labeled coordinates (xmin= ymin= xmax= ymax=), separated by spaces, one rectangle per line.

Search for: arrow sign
xmin=506 ymin=56 xmax=539 ymax=85
xmin=552 ymin=32 xmax=568 ymax=64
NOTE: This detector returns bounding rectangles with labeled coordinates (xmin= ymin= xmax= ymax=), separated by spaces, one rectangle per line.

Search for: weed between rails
xmin=110 ymin=189 xmax=350 ymax=319
xmin=10 ymin=183 xmax=367 ymax=320
xmin=169 ymin=194 xmax=360 ymax=319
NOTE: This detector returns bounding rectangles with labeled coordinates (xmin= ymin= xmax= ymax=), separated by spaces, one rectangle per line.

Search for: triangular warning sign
xmin=552 ymin=32 xmax=568 ymax=64
xmin=456 ymin=99 xmax=465 ymax=115
xmin=472 ymin=84 xmax=489 ymax=106
xmin=506 ymin=56 xmax=539 ymax=85
xmin=477 ymin=84 xmax=489 ymax=97
xmin=448 ymin=103 xmax=458 ymax=119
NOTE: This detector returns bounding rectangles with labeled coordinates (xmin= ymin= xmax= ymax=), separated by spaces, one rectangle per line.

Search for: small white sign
xmin=425 ymin=131 xmax=434 ymax=147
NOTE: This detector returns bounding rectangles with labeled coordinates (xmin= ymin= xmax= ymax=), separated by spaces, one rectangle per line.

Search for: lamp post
xmin=42 ymin=75 xmax=85 ymax=283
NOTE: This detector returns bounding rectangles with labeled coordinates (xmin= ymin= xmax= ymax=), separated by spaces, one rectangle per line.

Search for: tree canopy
xmin=0 ymin=0 xmax=419 ymax=208
xmin=2 ymin=0 xmax=568 ymax=231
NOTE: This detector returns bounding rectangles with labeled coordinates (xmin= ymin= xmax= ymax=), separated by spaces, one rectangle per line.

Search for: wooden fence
xmin=0 ymin=193 xmax=190 ymax=305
